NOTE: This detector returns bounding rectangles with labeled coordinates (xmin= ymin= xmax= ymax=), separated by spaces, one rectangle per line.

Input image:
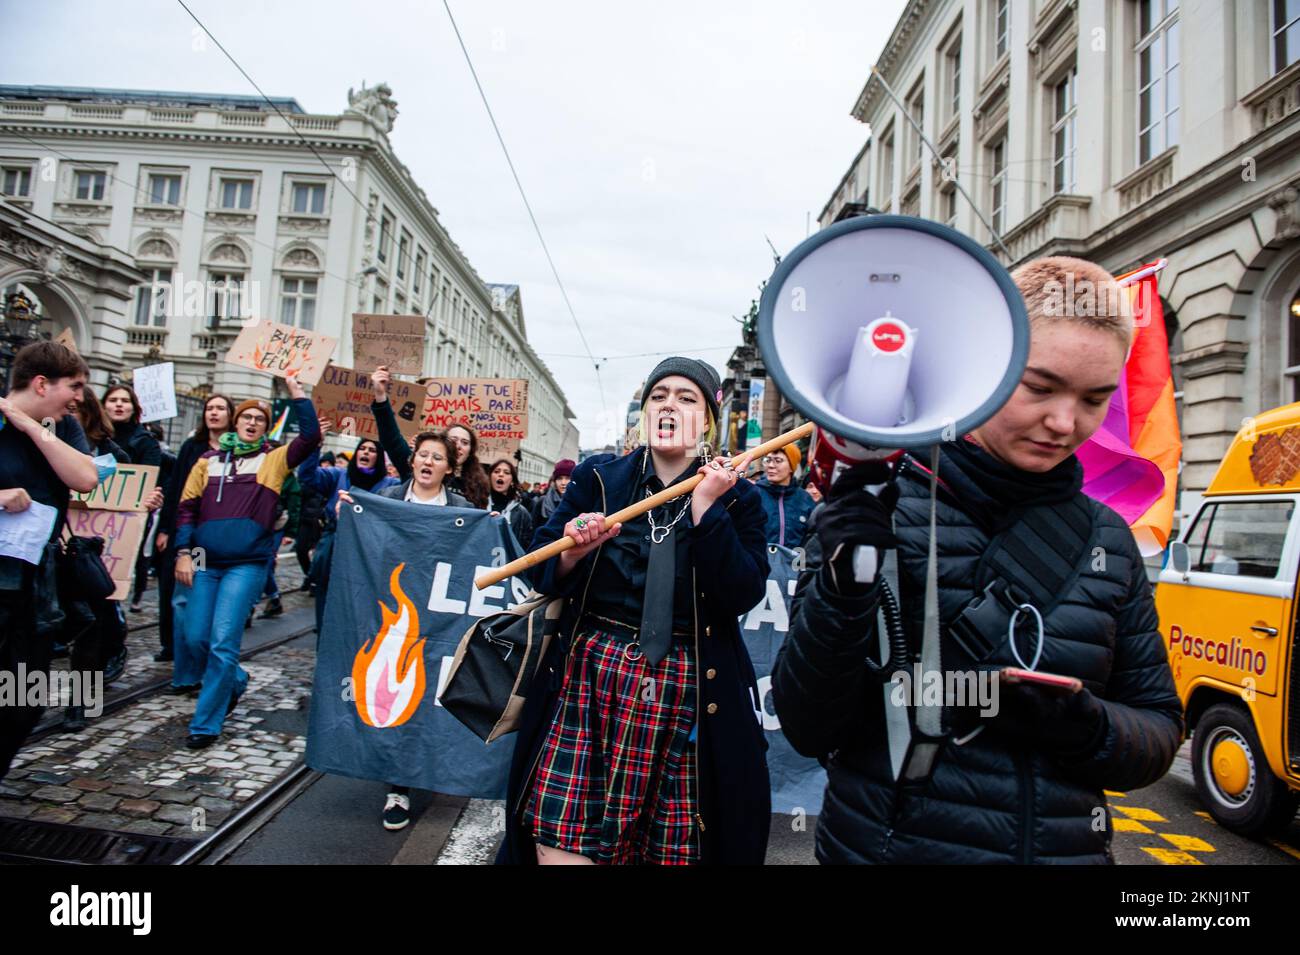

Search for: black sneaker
xmin=245 ymin=613 xmax=254 ymax=629
xmin=169 ymin=682 xmax=202 ymax=695
xmin=154 ymin=648 xmax=174 ymax=663
xmin=382 ymin=792 xmax=411 ymax=831
xmin=259 ymin=597 xmax=283 ymax=619
xmin=186 ymin=733 xmax=218 ymax=750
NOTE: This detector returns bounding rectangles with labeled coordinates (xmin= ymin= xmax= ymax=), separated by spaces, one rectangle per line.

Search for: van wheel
xmin=1192 ymin=703 xmax=1298 ymax=837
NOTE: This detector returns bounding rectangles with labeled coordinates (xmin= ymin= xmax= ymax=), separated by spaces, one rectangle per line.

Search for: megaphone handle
xmin=473 ymin=421 xmax=816 ymax=589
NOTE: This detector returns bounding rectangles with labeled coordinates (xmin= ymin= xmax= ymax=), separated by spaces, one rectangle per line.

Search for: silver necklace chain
xmin=645 ymin=488 xmax=692 ymax=544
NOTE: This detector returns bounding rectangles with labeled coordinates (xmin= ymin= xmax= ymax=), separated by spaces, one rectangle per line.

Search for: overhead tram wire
xmin=440 ymin=0 xmax=610 ymax=417
xmin=175 ymin=0 xmax=376 ymax=230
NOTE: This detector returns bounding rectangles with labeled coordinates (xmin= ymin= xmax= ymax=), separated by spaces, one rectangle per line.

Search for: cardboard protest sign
xmin=54 ymin=328 xmax=78 ymax=352
xmin=133 ymin=362 xmax=177 ymax=423
xmin=67 ymin=463 xmax=160 ymax=601
xmin=224 ymin=319 xmax=337 ymax=385
xmin=72 ymin=463 xmax=160 ymax=512
xmin=351 ymin=313 xmax=425 ymax=376
xmin=422 ymin=378 xmax=529 ymax=460
xmin=65 ymin=508 xmax=148 ymax=601
xmin=311 ymin=364 xmax=426 ymax=444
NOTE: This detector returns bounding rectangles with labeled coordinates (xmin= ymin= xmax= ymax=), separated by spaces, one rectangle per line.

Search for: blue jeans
xmin=184 ymin=563 xmax=263 ymax=736
xmin=171 ymin=582 xmax=205 ymax=687
xmin=262 ymin=532 xmax=285 ymax=600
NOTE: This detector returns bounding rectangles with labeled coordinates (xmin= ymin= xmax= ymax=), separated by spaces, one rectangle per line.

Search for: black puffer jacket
xmin=772 ymin=450 xmax=1183 ymax=864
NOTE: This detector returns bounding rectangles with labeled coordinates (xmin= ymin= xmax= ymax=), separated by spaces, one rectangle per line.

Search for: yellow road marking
xmin=1113 ymin=806 xmax=1167 ymax=822
xmin=1104 ymin=790 xmax=1126 ymax=798
xmin=1267 ymin=839 xmax=1300 ymax=862
xmin=1112 ymin=818 xmax=1153 ymax=834
xmin=1160 ymin=833 xmax=1215 ymax=853
xmin=1142 ymin=847 xmax=1204 ymax=865
xmin=1194 ymin=811 xmax=1215 ymax=823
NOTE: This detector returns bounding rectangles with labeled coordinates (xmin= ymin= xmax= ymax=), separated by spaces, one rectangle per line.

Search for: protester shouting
xmin=530 ymin=459 xmax=574 ymax=532
xmin=488 ymin=458 xmax=533 ymax=547
xmin=337 ymin=430 xmax=470 ymax=830
xmin=0 ymin=342 xmax=98 ymax=779
xmin=753 ymin=444 xmax=816 ymax=549
xmin=445 ymin=423 xmax=490 ymax=508
xmin=174 ymin=374 xmax=320 ymax=749
xmin=298 ymin=408 xmax=399 ymax=636
xmin=499 ymin=357 xmax=770 ymax=865
xmin=155 ymin=394 xmax=233 ymax=681
xmin=772 ymin=257 xmax=1184 ymax=864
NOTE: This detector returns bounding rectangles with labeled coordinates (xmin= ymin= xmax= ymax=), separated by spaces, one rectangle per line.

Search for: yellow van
xmin=1157 ymin=403 xmax=1300 ymax=835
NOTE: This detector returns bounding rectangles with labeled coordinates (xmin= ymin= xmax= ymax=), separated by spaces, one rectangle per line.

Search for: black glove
xmin=816 ymin=460 xmax=899 ymax=597
xmin=990 ymin=681 xmax=1108 ymax=759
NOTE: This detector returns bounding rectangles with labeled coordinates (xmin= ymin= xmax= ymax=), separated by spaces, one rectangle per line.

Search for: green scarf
xmin=218 ymin=431 xmax=267 ymax=457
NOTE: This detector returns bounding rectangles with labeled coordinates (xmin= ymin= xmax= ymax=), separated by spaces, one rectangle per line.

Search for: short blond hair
xmin=1013 ymin=256 xmax=1133 ymax=353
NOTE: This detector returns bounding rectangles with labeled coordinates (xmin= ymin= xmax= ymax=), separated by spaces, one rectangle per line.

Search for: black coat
xmin=497 ymin=447 xmax=772 ymax=864
xmin=772 ymin=453 xmax=1183 ymax=864
xmin=158 ymin=436 xmax=209 ymax=539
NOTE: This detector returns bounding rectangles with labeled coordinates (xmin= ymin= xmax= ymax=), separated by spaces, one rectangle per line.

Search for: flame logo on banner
xmin=352 ymin=564 xmax=427 ymax=728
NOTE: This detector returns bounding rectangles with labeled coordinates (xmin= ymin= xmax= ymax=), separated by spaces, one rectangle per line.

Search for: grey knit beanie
xmin=642 ymin=357 xmax=722 ymax=424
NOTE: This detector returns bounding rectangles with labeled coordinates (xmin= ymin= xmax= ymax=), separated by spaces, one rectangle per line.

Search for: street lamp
xmin=0 ymin=290 xmax=46 ymax=393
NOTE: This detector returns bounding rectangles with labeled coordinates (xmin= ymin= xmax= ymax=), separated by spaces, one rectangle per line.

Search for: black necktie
xmin=638 ymin=510 xmax=677 ymax=666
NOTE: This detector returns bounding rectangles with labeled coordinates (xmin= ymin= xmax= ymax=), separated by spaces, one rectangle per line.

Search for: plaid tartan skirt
xmin=524 ymin=626 xmax=699 ymax=865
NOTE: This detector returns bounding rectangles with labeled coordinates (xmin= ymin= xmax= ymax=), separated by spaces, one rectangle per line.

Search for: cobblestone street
xmin=0 ymin=553 xmax=316 ymax=841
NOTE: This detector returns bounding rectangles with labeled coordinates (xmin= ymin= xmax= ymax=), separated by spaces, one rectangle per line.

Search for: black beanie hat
xmin=642 ymin=357 xmax=722 ymax=425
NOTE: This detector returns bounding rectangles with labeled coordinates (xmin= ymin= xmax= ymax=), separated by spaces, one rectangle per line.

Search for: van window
xmin=1186 ymin=501 xmax=1293 ymax=578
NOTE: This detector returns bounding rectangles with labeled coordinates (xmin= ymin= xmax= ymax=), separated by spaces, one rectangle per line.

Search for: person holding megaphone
xmin=773 ymin=256 xmax=1183 ymax=864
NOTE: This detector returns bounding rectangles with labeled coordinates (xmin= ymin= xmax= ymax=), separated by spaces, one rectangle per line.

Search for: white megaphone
xmin=757 ymin=214 xmax=1030 ymax=491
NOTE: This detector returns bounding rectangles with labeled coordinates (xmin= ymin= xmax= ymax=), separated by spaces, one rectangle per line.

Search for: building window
xmin=994 ymin=0 xmax=1009 ymax=60
xmin=133 ymin=267 xmax=172 ymax=328
xmin=147 ymin=174 xmax=181 ymax=206
xmin=208 ymin=272 xmax=244 ymax=325
xmin=75 ymin=170 xmax=106 ymax=201
xmin=220 ymin=178 xmax=254 ymax=210
xmin=1136 ymin=0 xmax=1180 ymax=165
xmin=880 ymin=129 xmax=895 ymax=207
xmin=291 ymin=182 xmax=325 ymax=214
xmin=988 ymin=137 xmax=1006 ymax=237
xmin=946 ymin=36 xmax=962 ymax=120
xmin=1286 ymin=288 xmax=1300 ymax=402
xmin=940 ymin=187 xmax=958 ymax=228
xmin=279 ymin=277 xmax=318 ymax=330
xmin=397 ymin=230 xmax=411 ymax=281
xmin=1276 ymin=0 xmax=1300 ymax=73
xmin=907 ymin=82 xmax=925 ymax=170
xmin=1052 ymin=66 xmax=1078 ymax=194
xmin=1 ymin=166 xmax=31 ymax=198
xmin=378 ymin=210 xmax=394 ymax=264
xmin=413 ymin=249 xmax=426 ymax=296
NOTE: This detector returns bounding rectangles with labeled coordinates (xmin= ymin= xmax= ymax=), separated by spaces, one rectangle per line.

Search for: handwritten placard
xmin=422 ymin=378 xmax=529 ymax=460
xmin=351 ymin=313 xmax=426 ymax=376
xmin=311 ymin=364 xmax=426 ymax=444
xmin=67 ymin=463 xmax=159 ymax=601
xmin=224 ymin=319 xmax=337 ymax=385
xmin=66 ymin=508 xmax=148 ymax=601
xmin=134 ymin=362 xmax=177 ymax=423
xmin=72 ymin=463 xmax=160 ymax=513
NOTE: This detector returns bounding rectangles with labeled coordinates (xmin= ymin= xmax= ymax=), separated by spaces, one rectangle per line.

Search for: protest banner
xmin=310 ymin=364 xmax=426 ymax=444
xmin=66 ymin=463 xmax=160 ymax=601
xmin=351 ymin=313 xmax=425 ymax=376
xmin=133 ymin=362 xmax=177 ymax=423
xmin=306 ymin=494 xmax=827 ymax=810
xmin=224 ymin=319 xmax=337 ymax=385
xmin=306 ymin=490 xmax=529 ymax=795
xmin=741 ymin=544 xmax=828 ymax=815
xmin=422 ymin=378 xmax=529 ymax=461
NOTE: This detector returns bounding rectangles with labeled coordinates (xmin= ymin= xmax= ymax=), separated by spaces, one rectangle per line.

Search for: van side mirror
xmin=1170 ymin=540 xmax=1191 ymax=575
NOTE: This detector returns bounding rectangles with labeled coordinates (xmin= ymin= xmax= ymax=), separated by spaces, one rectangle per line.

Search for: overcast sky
xmin=3 ymin=0 xmax=908 ymax=447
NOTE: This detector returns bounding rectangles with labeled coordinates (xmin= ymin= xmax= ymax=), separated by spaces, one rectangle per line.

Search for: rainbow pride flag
xmin=1078 ymin=260 xmax=1182 ymax=556
xmin=267 ymin=405 xmax=291 ymax=442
